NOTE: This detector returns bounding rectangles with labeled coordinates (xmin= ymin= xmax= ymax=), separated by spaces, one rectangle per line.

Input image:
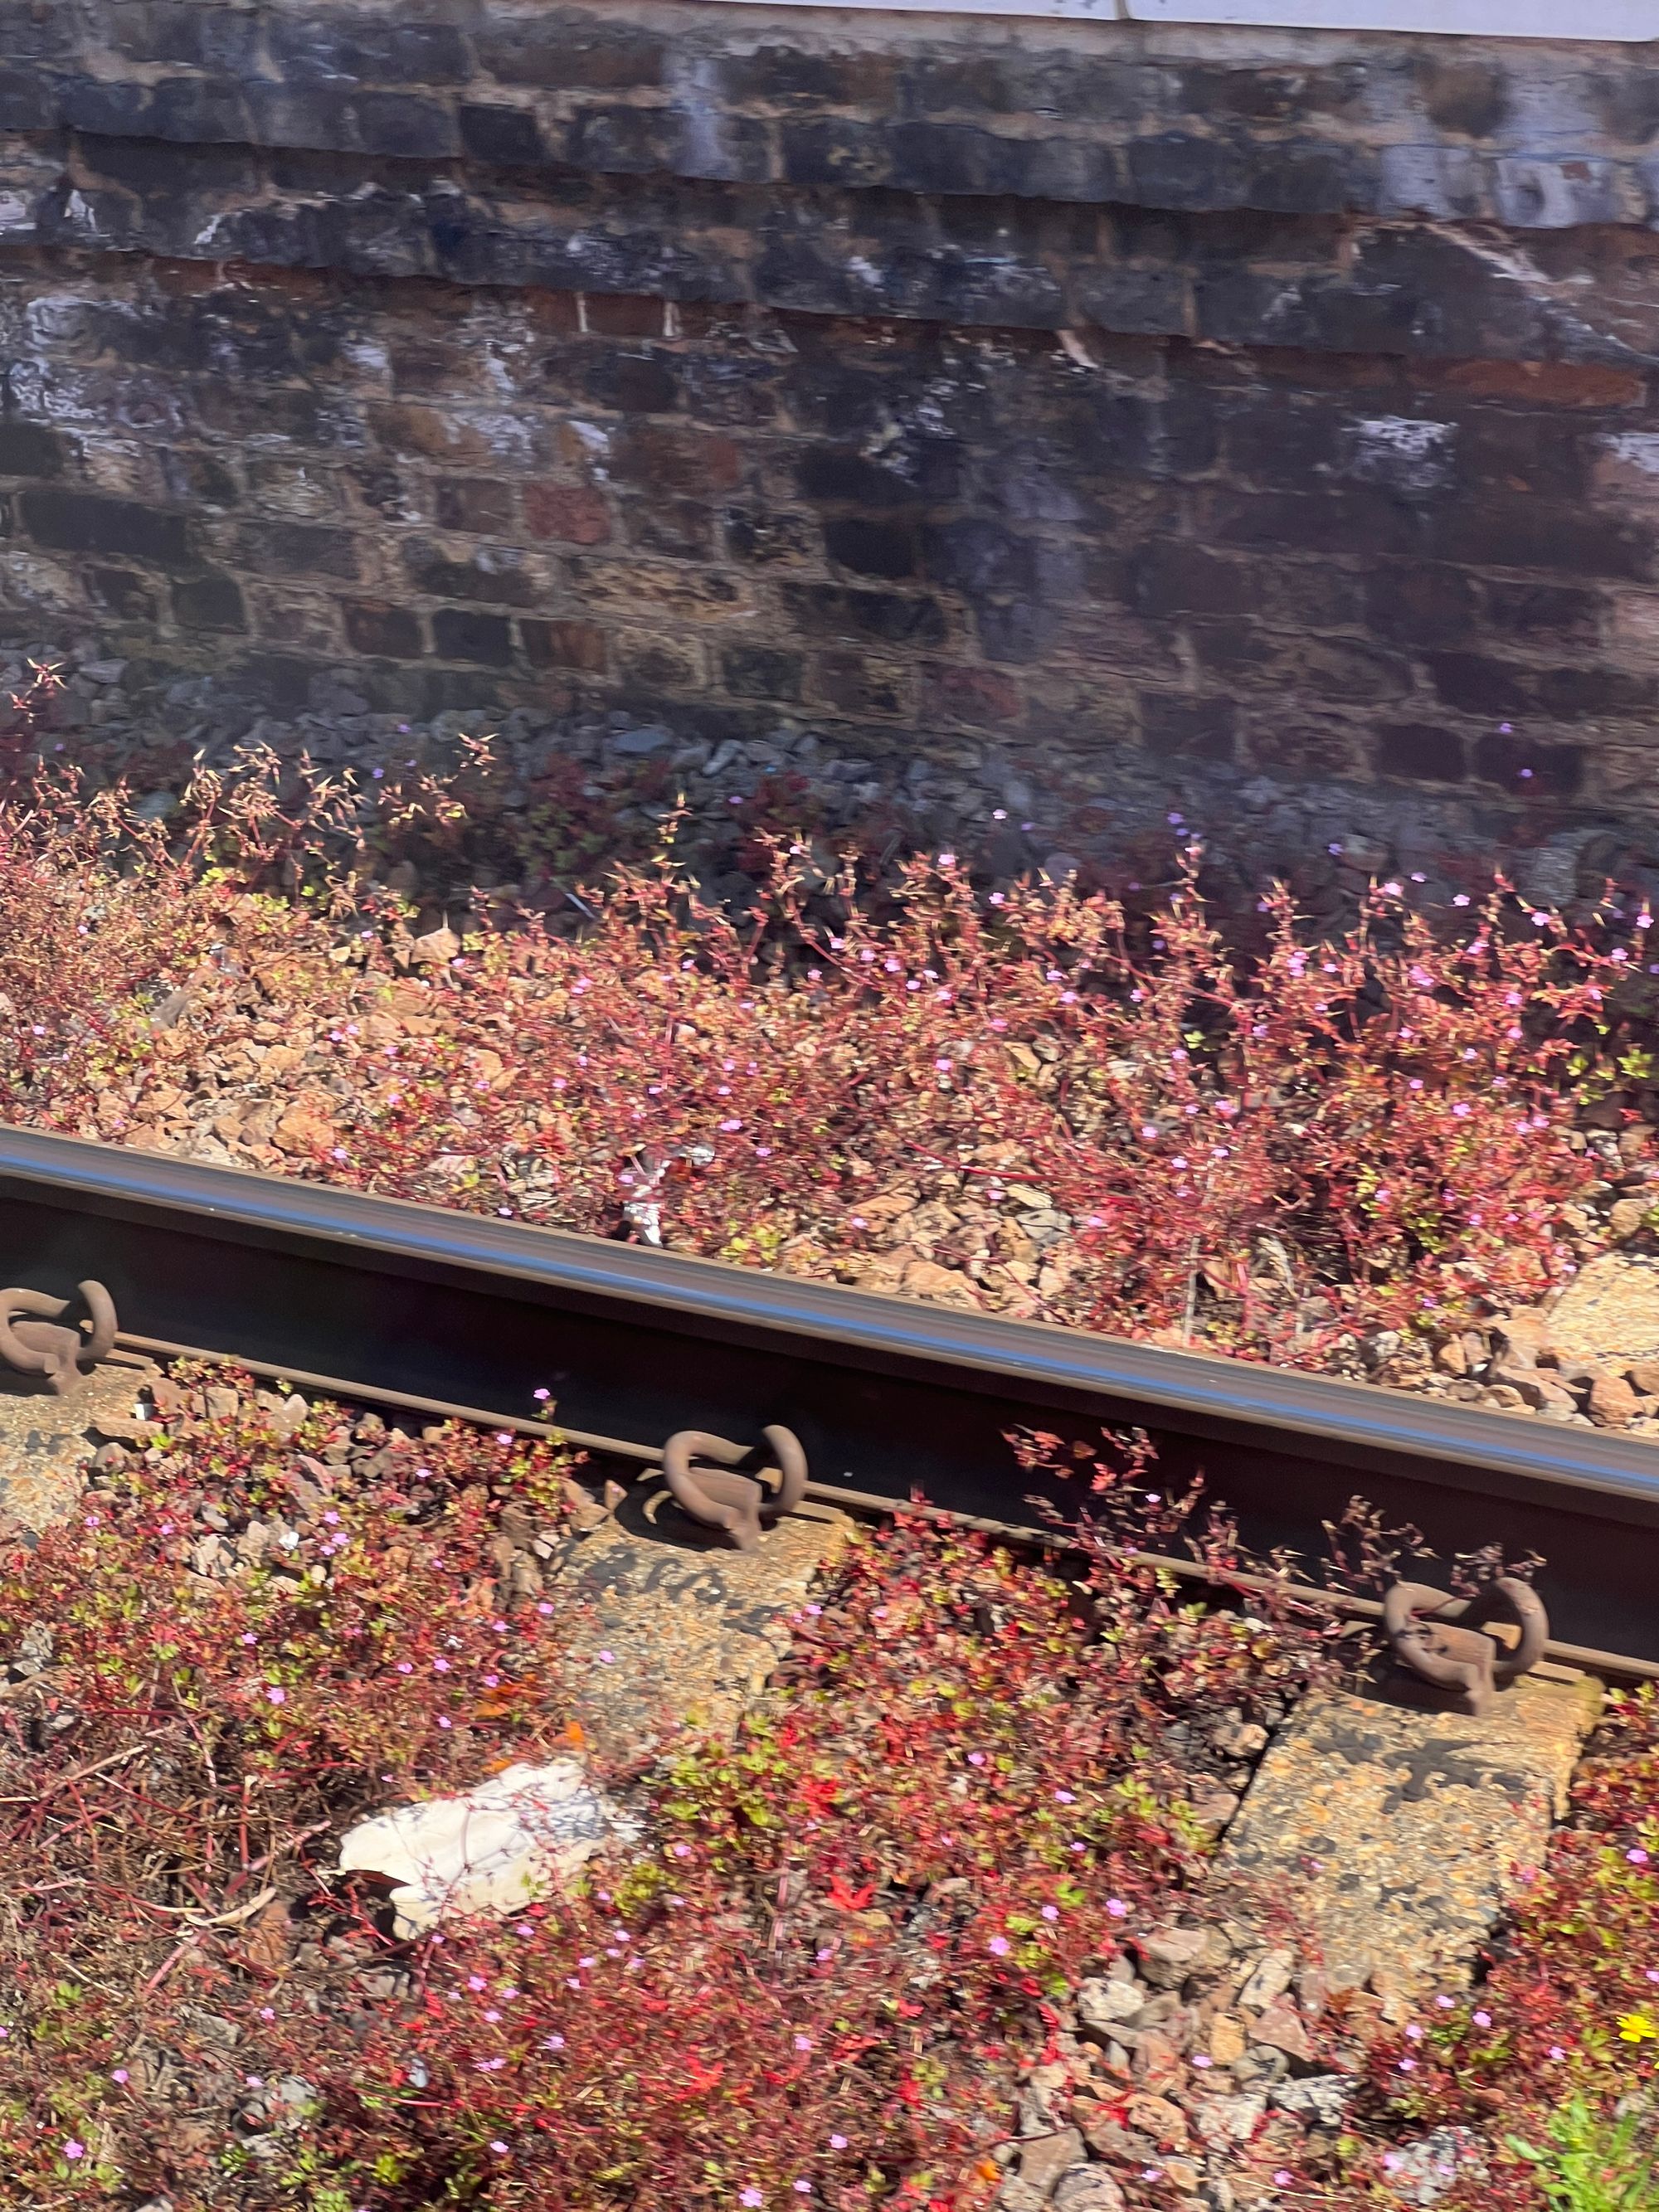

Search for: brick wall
xmin=5 ymin=1 xmax=1659 ymax=861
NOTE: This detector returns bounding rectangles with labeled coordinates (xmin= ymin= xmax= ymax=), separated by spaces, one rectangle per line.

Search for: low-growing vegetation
xmin=0 ymin=709 xmax=1652 ymax=2207
xmin=0 ymin=1378 xmax=1347 ymax=2210
xmin=0 ymin=735 xmax=1650 ymax=1373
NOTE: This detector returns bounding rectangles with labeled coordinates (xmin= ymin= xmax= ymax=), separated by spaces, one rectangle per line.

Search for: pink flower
xmin=265 ymin=1686 xmax=285 ymax=1705
xmin=830 ymin=2135 xmax=849 ymax=2151
xmin=1106 ymin=1898 xmax=1127 ymax=1918
xmin=987 ymin=1935 xmax=1011 ymax=1957
xmin=742 ymin=2190 xmax=765 ymax=2208
xmin=1627 ymin=1848 xmax=1650 ymax=1865
xmin=1472 ymin=2010 xmax=1491 ymax=2028
xmin=64 ymin=2143 xmax=83 ymax=2161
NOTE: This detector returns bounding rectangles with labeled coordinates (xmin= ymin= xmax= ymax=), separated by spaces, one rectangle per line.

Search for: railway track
xmin=0 ymin=1123 xmax=1653 ymax=1675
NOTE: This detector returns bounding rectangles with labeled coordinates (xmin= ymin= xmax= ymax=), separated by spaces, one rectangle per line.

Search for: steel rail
xmin=0 ymin=1124 xmax=1653 ymax=1663
xmin=103 ymin=1330 xmax=1659 ymax=1683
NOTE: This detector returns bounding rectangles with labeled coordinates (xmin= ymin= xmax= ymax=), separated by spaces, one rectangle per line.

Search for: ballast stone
xmin=337 ymin=1758 xmax=634 ymax=1936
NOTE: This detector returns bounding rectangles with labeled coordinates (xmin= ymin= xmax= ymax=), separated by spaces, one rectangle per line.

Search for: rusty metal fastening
xmin=0 ymin=1281 xmax=118 ymax=1395
xmin=661 ymin=1426 xmax=809 ymax=1551
xmin=1382 ymin=1576 xmax=1549 ymax=1717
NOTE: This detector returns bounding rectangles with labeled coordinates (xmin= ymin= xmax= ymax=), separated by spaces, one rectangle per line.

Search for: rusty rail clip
xmin=0 ymin=1281 xmax=117 ymax=1396
xmin=662 ymin=1426 xmax=808 ymax=1551
xmin=1382 ymin=1577 xmax=1548 ymax=1717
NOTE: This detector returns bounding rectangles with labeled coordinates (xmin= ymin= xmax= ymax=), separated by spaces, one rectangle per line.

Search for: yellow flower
xmin=1618 ymin=2011 xmax=1659 ymax=2044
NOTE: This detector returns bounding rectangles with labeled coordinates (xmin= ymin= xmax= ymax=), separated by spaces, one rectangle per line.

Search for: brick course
xmin=0 ymin=0 xmax=1658 ymax=842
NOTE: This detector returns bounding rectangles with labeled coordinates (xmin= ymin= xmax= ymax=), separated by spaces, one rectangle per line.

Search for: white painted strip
xmin=1127 ymin=0 xmax=1655 ymax=35
xmin=711 ymin=0 xmax=1126 ymax=13
xmin=712 ymin=0 xmax=1654 ymax=32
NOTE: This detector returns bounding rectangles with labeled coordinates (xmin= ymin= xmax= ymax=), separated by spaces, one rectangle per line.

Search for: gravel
xmin=1007 ymin=1906 xmax=1446 ymax=2208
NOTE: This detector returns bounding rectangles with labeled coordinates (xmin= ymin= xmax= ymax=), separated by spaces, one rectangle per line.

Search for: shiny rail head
xmin=1 ymin=1121 xmax=1658 ymax=1519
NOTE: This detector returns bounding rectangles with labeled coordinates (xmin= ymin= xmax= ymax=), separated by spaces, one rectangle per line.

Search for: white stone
xmin=338 ymin=1761 xmax=632 ymax=1937
xmin=1272 ymin=2074 xmax=1355 ymax=2128
xmin=1238 ymin=1946 xmax=1297 ymax=2012
xmin=1192 ymin=2093 xmax=1268 ymax=2146
xmin=1077 ymin=1976 xmax=1146 ymax=2034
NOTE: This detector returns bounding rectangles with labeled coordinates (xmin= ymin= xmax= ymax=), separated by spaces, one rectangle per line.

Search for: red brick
xmin=1428 ymin=359 xmax=1647 ymax=410
xmin=522 ymin=617 xmax=608 ymax=673
xmin=526 ymin=290 xmax=585 ymax=337
xmin=812 ymin=649 xmax=912 ymax=720
xmin=922 ymin=662 xmax=1023 ymax=724
xmin=608 ymin=425 xmax=743 ymax=498
xmin=579 ymin=292 xmax=664 ymax=338
xmin=615 ymin=629 xmax=707 ymax=692
xmin=522 ymin=481 xmax=611 ymax=545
